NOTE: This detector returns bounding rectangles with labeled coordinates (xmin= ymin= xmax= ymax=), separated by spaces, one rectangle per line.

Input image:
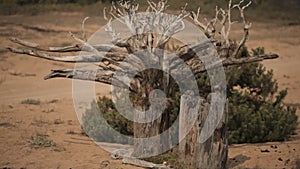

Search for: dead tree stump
xmin=179 ymin=94 xmax=228 ymax=169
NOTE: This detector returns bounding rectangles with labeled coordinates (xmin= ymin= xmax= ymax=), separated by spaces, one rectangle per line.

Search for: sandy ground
xmin=0 ymin=12 xmax=299 ymax=169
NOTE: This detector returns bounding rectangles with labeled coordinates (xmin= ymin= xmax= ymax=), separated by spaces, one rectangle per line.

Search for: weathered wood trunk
xmin=133 ymin=108 xmax=162 ymax=157
xmin=179 ymin=94 xmax=228 ymax=169
xmin=133 ymin=110 xmax=171 ymax=157
xmin=132 ymin=68 xmax=171 ymax=157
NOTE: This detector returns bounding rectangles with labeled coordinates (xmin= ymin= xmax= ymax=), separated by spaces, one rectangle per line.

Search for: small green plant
xmin=21 ymin=98 xmax=40 ymax=105
xmin=30 ymin=133 xmax=55 ymax=148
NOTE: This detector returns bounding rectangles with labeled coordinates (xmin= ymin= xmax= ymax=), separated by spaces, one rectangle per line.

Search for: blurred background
xmin=0 ymin=0 xmax=299 ymax=24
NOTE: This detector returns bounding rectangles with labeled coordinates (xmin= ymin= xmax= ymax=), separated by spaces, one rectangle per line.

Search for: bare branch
xmin=193 ymin=53 xmax=279 ymax=74
xmin=232 ymin=0 xmax=252 ymax=57
xmin=9 ymin=37 xmax=126 ymax=53
xmin=147 ymin=0 xmax=169 ymax=13
xmin=7 ymin=47 xmax=127 ymax=63
xmin=44 ymin=69 xmax=136 ymax=92
xmin=191 ymin=0 xmax=252 ymax=57
xmin=103 ymin=7 xmax=108 ymax=21
xmin=44 ymin=69 xmax=109 ymax=82
xmin=81 ymin=17 xmax=90 ymax=42
xmin=69 ymin=32 xmax=118 ymax=64
xmin=105 ymin=19 xmax=121 ymax=42
xmin=190 ymin=8 xmax=205 ymax=30
xmin=104 ymin=19 xmax=133 ymax=52
xmin=190 ymin=6 xmax=220 ymax=42
xmin=104 ymin=0 xmax=189 ymax=53
xmin=172 ymin=40 xmax=279 ymax=75
xmin=225 ymin=0 xmax=233 ymax=46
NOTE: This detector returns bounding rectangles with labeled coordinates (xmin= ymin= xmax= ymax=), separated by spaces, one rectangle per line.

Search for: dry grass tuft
xmin=29 ymin=133 xmax=56 ymax=148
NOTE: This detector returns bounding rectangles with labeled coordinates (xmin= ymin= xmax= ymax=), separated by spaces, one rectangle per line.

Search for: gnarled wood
xmin=7 ymin=47 xmax=128 ymax=63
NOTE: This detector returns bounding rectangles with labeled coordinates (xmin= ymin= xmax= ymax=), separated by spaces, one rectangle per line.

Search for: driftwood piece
xmin=122 ymin=157 xmax=169 ymax=169
xmin=111 ymin=149 xmax=169 ymax=168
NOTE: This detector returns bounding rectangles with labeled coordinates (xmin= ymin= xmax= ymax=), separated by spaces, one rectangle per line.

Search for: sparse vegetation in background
xmin=42 ymin=108 xmax=55 ymax=113
xmin=52 ymin=146 xmax=66 ymax=152
xmin=48 ymin=99 xmax=59 ymax=104
xmin=21 ymin=98 xmax=41 ymax=105
xmin=29 ymin=133 xmax=56 ymax=148
xmin=66 ymin=130 xmax=76 ymax=135
xmin=0 ymin=0 xmax=299 ymax=23
xmin=31 ymin=117 xmax=50 ymax=126
xmin=0 ymin=0 xmax=110 ymax=5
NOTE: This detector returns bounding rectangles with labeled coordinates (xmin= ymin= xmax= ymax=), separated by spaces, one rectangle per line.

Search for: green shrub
xmin=226 ymin=47 xmax=298 ymax=144
xmin=82 ymin=97 xmax=133 ymax=144
xmin=228 ymin=89 xmax=298 ymax=143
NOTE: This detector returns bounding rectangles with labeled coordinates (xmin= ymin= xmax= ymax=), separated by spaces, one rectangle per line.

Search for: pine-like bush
xmin=226 ymin=47 xmax=298 ymax=144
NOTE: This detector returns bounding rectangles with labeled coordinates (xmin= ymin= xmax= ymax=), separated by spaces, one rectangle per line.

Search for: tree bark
xmin=132 ymin=68 xmax=171 ymax=157
xmin=179 ymin=95 xmax=228 ymax=169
